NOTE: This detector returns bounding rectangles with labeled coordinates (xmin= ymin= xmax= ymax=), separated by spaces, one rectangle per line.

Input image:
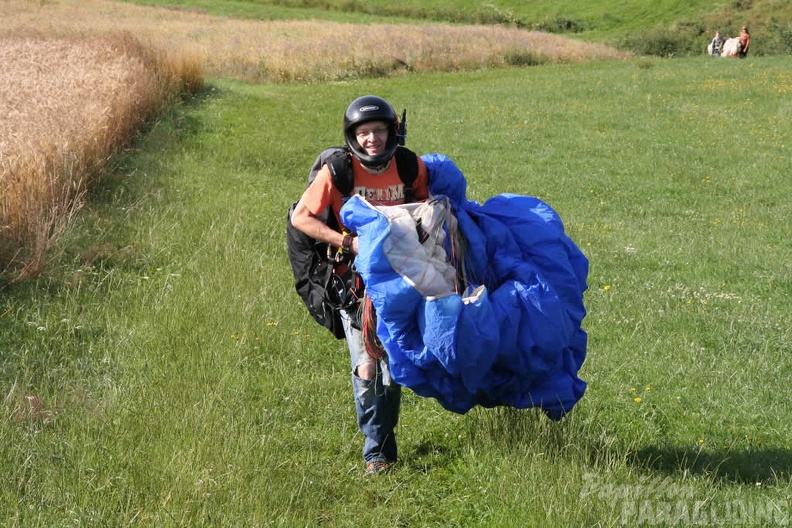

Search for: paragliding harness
xmin=286 ymin=112 xmax=418 ymax=339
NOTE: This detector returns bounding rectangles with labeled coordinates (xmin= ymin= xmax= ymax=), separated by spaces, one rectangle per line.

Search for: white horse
xmin=707 ymin=37 xmax=741 ymax=57
xmin=720 ymin=37 xmax=741 ymax=57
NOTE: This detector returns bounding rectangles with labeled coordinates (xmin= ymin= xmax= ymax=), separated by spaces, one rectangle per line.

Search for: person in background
xmin=710 ymin=31 xmax=724 ymax=57
xmin=738 ymin=26 xmax=751 ymax=58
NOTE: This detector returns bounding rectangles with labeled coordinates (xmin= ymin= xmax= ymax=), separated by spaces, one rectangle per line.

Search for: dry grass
xmin=0 ymin=30 xmax=203 ymax=283
xmin=1 ymin=0 xmax=627 ymax=83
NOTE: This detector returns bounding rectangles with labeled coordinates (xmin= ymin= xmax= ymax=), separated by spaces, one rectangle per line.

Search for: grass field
xmin=1 ymin=52 xmax=790 ymax=525
xmin=122 ymin=0 xmax=792 ymax=53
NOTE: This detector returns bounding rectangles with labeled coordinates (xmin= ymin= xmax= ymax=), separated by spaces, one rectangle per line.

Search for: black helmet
xmin=343 ymin=95 xmax=399 ymax=168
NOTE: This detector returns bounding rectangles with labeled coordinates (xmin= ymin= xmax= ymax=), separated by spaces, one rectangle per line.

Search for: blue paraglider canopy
xmin=339 ymin=154 xmax=588 ymax=419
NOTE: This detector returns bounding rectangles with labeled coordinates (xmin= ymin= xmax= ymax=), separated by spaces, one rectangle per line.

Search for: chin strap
xmin=360 ymin=159 xmax=391 ymax=174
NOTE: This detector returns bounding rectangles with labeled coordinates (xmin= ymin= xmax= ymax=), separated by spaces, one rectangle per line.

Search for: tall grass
xmin=0 ymin=32 xmax=202 ymax=284
xmin=1 ymin=56 xmax=790 ymax=525
xmin=3 ymin=0 xmax=627 ymax=85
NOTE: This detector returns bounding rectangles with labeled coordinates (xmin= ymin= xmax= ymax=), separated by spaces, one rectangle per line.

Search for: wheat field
xmin=1 ymin=3 xmax=205 ymax=282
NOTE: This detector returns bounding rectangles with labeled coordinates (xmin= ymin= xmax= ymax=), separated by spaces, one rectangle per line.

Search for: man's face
xmin=354 ymin=121 xmax=388 ymax=157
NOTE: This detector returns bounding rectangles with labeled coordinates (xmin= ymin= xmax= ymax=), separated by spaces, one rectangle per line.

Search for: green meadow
xmin=2 ymin=46 xmax=791 ymax=528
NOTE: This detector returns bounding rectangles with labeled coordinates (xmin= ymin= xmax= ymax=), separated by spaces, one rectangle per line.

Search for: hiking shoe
xmin=365 ymin=460 xmax=390 ymax=475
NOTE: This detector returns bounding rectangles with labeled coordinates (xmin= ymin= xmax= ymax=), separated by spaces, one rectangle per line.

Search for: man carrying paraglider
xmin=289 ymin=94 xmax=589 ymax=477
xmin=290 ymin=95 xmax=430 ymax=475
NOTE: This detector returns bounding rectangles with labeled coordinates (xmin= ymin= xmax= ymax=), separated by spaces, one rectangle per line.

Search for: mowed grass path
xmin=1 ymin=56 xmax=790 ymax=525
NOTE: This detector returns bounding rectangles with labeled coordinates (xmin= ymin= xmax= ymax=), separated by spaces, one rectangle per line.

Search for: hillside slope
xmin=277 ymin=0 xmax=792 ymax=55
xmin=125 ymin=0 xmax=791 ymax=56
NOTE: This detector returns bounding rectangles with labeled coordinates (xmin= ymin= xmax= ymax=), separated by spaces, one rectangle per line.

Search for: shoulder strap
xmin=326 ymin=149 xmax=354 ymax=196
xmin=308 ymin=146 xmax=353 ymax=196
xmin=393 ymin=146 xmax=419 ymax=204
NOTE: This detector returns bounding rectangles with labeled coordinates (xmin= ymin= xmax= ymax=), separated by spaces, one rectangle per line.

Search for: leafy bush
xmin=504 ymin=50 xmax=548 ymax=67
xmin=756 ymin=21 xmax=792 ymax=55
xmin=616 ymin=24 xmax=706 ymax=57
xmin=617 ymin=30 xmax=682 ymax=57
xmin=534 ymin=17 xmax=588 ymax=34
